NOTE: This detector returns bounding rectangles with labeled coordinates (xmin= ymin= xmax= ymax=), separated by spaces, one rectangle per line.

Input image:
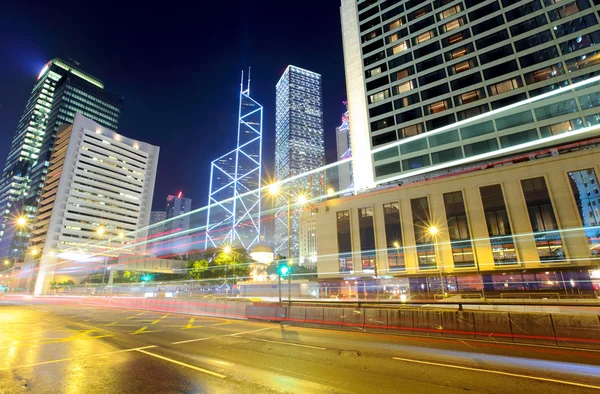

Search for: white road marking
xmin=136 ymin=349 xmax=226 ymax=378
xmin=222 ymin=326 xmax=275 ymax=337
xmin=171 ymin=337 xmax=210 ymax=345
xmin=392 ymin=357 xmax=600 ymax=390
xmin=245 ymin=337 xmax=326 ymax=350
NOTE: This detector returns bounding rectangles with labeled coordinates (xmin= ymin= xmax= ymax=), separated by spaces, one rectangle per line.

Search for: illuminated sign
xmin=37 ymin=62 xmax=50 ymax=80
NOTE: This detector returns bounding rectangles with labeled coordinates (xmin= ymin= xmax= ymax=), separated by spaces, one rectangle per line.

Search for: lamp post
xmin=97 ymin=227 xmax=124 ymax=296
xmin=428 ymin=225 xmax=444 ymax=298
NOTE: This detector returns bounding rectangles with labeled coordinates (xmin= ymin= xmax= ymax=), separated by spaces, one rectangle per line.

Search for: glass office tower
xmin=0 ymin=59 xmax=123 ymax=262
xmin=341 ymin=0 xmax=600 ymax=190
xmin=274 ymin=65 xmax=325 ymax=259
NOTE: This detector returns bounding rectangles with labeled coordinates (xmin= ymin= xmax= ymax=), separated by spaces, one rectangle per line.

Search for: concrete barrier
xmin=322 ymin=307 xmax=345 ymax=329
xmin=442 ymin=311 xmax=475 ymax=339
xmin=304 ymin=307 xmax=324 ymax=327
xmin=363 ymin=308 xmax=388 ymax=333
xmin=552 ymin=314 xmax=600 ymax=349
xmin=288 ymin=305 xmax=307 ymax=324
xmin=472 ymin=311 xmax=513 ymax=342
xmin=245 ymin=305 xmax=286 ymax=321
xmin=509 ymin=312 xmax=557 ymax=346
xmin=387 ymin=309 xmax=413 ymax=335
xmin=412 ymin=310 xmax=443 ymax=336
xmin=342 ymin=308 xmax=365 ymax=330
xmin=214 ymin=301 xmax=227 ymax=317
xmin=205 ymin=300 xmax=217 ymax=316
xmin=235 ymin=302 xmax=248 ymax=319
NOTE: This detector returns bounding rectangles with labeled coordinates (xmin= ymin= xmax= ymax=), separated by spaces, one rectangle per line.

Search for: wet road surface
xmin=1 ymin=298 xmax=600 ymax=393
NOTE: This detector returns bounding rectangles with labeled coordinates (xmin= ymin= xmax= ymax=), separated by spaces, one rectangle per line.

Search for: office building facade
xmin=274 ymin=65 xmax=325 ymax=259
xmin=22 ymin=114 xmax=158 ymax=295
xmin=0 ymin=59 xmax=123 ymax=262
xmin=341 ymin=0 xmax=600 ymax=190
xmin=315 ymin=143 xmax=600 ymax=297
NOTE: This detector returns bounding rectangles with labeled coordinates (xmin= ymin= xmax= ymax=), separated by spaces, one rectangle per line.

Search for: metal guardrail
xmin=501 ymin=292 xmax=560 ymax=299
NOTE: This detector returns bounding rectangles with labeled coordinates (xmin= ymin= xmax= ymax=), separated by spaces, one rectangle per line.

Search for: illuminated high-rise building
xmin=274 ymin=65 xmax=325 ymax=259
xmin=205 ymin=71 xmax=263 ymax=251
xmin=0 ymin=59 xmax=123 ymax=263
xmin=341 ymin=0 xmax=600 ymax=190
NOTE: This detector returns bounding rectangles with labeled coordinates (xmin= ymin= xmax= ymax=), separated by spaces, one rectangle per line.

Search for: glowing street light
xmin=3 ymin=260 xmax=9 ymax=266
xmin=297 ymin=194 xmax=308 ymax=205
xmin=118 ymin=232 xmax=125 ymax=240
xmin=428 ymin=225 xmax=444 ymax=298
xmin=30 ymin=249 xmax=39 ymax=256
xmin=223 ymin=245 xmax=232 ymax=255
xmin=16 ymin=217 xmax=27 ymax=227
xmin=268 ymin=183 xmax=280 ymax=196
xmin=97 ymin=226 xmax=105 ymax=236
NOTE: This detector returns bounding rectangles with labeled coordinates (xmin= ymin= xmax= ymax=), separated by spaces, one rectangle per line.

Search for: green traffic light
xmin=279 ymin=263 xmax=289 ymax=276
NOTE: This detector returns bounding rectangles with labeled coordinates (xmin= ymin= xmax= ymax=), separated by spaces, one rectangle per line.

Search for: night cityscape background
xmin=0 ymin=1 xmax=346 ymax=208
xmin=1 ymin=0 xmax=600 ymax=392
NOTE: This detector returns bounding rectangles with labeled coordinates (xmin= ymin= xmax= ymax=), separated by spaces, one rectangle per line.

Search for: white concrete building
xmin=24 ymin=113 xmax=159 ymax=295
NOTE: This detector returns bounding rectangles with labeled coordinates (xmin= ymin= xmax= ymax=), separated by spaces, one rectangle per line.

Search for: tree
xmin=188 ymin=260 xmax=209 ymax=280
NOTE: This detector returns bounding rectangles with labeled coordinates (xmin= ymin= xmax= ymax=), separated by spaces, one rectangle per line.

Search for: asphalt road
xmin=1 ymin=299 xmax=600 ymax=393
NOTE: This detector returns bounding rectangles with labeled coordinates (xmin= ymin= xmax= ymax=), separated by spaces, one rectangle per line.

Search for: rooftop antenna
xmin=67 ymin=56 xmax=80 ymax=66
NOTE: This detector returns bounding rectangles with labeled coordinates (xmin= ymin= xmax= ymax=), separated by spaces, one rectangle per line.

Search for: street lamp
xmin=428 ymin=225 xmax=444 ymax=298
xmin=97 ymin=226 xmax=122 ymax=295
xmin=3 ymin=260 xmax=9 ymax=266
xmin=16 ymin=217 xmax=27 ymax=227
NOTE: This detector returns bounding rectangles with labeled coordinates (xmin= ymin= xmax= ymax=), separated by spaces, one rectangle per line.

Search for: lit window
xmin=451 ymin=47 xmax=468 ymax=59
xmin=388 ymin=18 xmax=402 ymax=31
xmin=444 ymin=18 xmax=463 ymax=32
xmin=454 ymin=61 xmax=471 ymax=73
xmin=428 ymin=100 xmax=449 ymax=114
xmin=369 ymin=89 xmax=391 ymax=104
xmin=414 ymin=7 xmax=428 ymax=19
xmin=439 ymin=5 xmax=462 ymax=20
xmin=395 ymin=80 xmax=414 ymax=94
xmin=392 ymin=41 xmax=409 ymax=54
xmin=489 ymin=78 xmax=522 ymax=96
xmin=460 ymin=90 xmax=482 ymax=104
xmin=416 ymin=31 xmax=434 ymax=44
xmin=448 ymin=32 xmax=465 ymax=44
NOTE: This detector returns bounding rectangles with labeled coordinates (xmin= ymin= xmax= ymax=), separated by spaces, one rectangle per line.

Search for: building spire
xmin=247 ymin=66 xmax=251 ymax=94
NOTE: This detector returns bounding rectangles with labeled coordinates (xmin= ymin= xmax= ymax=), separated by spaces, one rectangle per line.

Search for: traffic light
xmin=278 ymin=262 xmax=290 ymax=277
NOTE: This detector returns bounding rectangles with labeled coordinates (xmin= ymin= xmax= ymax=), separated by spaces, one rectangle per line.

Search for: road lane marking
xmin=2 ymin=345 xmax=157 ymax=371
xmin=171 ymin=337 xmax=210 ymax=345
xmin=151 ymin=314 xmax=169 ymax=325
xmin=210 ymin=321 xmax=232 ymax=327
xmin=392 ymin=357 xmax=600 ymax=390
xmin=130 ymin=326 xmax=161 ymax=335
xmin=223 ymin=326 xmax=275 ymax=337
xmin=186 ymin=318 xmax=195 ymax=328
xmin=105 ymin=322 xmax=117 ymax=326
xmin=245 ymin=337 xmax=326 ymax=350
xmin=135 ymin=349 xmax=226 ymax=378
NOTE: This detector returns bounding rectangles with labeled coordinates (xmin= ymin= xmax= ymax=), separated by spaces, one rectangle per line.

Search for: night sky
xmin=0 ymin=1 xmax=346 ymax=210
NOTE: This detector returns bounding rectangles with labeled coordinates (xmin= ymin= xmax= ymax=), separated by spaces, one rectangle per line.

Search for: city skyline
xmin=0 ymin=1 xmax=346 ymax=211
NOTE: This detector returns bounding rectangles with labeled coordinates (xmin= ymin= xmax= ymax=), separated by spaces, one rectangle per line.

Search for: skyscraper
xmin=274 ymin=65 xmax=325 ymax=259
xmin=22 ymin=113 xmax=158 ymax=295
xmin=205 ymin=72 xmax=263 ymax=251
xmin=160 ymin=193 xmax=192 ymax=256
xmin=341 ymin=0 xmax=600 ymax=190
xmin=0 ymin=59 xmax=123 ymax=263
